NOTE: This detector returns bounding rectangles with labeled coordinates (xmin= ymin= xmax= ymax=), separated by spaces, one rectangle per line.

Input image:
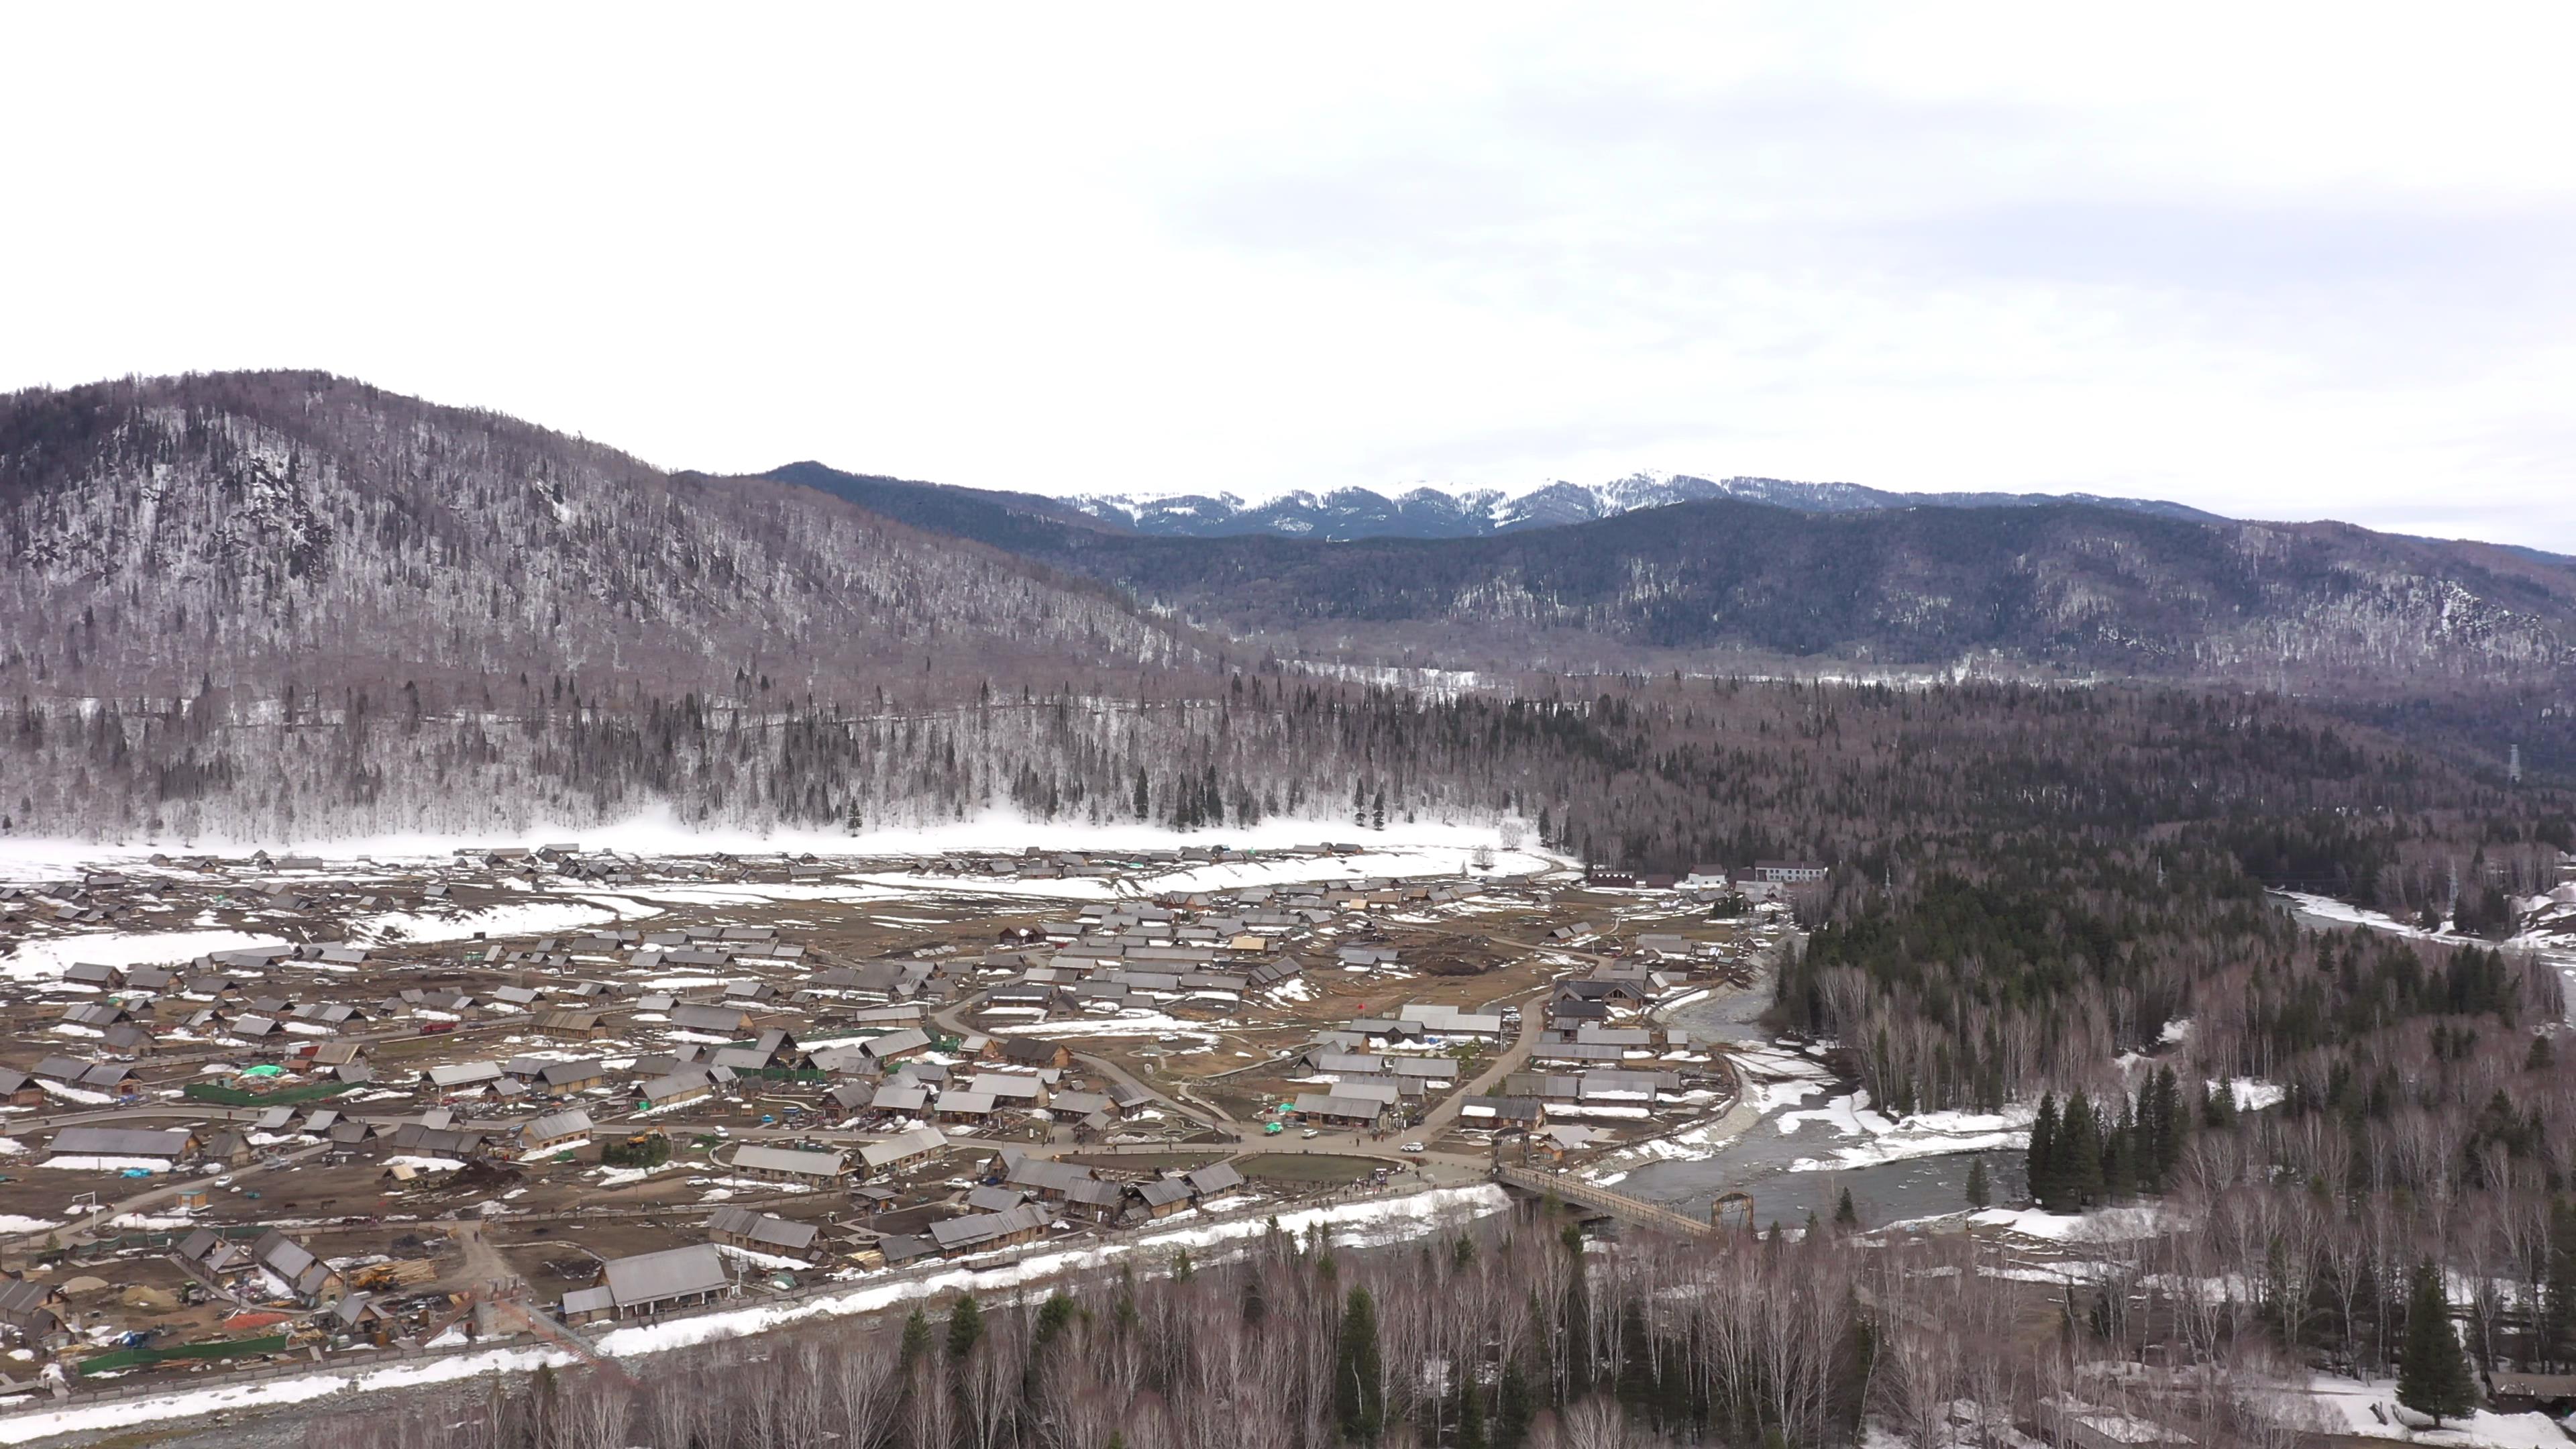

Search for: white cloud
xmin=3 ymin=5 xmax=2573 ymax=547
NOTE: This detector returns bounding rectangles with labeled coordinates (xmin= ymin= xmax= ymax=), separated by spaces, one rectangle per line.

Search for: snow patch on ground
xmin=2 ymin=929 xmax=291 ymax=981
xmin=2265 ymin=1373 xmax=2570 ymax=1447
xmin=347 ymin=900 xmax=630 ymax=945
xmin=1774 ymin=1092 xmax=2039 ymax=1173
xmin=1968 ymin=1205 xmax=2171 ymax=1242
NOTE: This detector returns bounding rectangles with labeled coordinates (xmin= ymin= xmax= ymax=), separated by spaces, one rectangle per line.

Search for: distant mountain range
xmin=773 ymin=462 xmax=2576 ymax=688
xmin=967 ymin=472 xmax=2226 ymax=542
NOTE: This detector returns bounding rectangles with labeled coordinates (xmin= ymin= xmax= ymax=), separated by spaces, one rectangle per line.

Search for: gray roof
xmin=601 ymin=1244 xmax=732 ymax=1308
xmin=862 ymin=1028 xmax=931 ymax=1057
xmin=1004 ymin=1157 xmax=1095 ymax=1194
xmin=1183 ymin=1163 xmax=1244 ymax=1196
xmin=641 ymin=1067 xmax=716 ymax=1102
xmin=522 ymin=1110 xmax=594 ymax=1142
xmin=1312 ymin=1052 xmax=1388 ymax=1074
xmin=928 ymin=1201 xmax=1051 ymax=1250
xmin=668 ymin=1003 xmax=751 ymax=1032
xmin=706 ymin=1205 xmax=820 ymax=1252
xmin=732 ymin=1145 xmax=847 ymax=1178
xmin=52 ymin=1126 xmax=194 ymax=1158
xmin=871 ymin=1083 xmax=930 ymax=1113
xmin=859 ymin=1125 xmax=948 ymax=1169
xmin=1293 ymin=1093 xmax=1387 ymax=1120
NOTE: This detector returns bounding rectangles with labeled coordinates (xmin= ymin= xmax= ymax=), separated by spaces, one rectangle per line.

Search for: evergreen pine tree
xmin=1965 ymin=1157 xmax=1990 ymax=1210
xmin=1457 ymin=1369 xmax=1490 ymax=1449
xmin=2054 ymin=1089 xmax=2104 ymax=1212
xmin=2104 ymin=1095 xmax=2137 ymax=1200
xmin=899 ymin=1307 xmax=932 ymax=1368
xmin=946 ymin=1293 xmax=983 ymax=1358
xmin=1336 ymin=1285 xmax=1385 ymax=1442
xmin=1834 ymin=1187 xmax=1860 ymax=1230
xmin=2205 ymin=1081 xmax=2239 ymax=1130
xmin=2397 ymin=1259 xmax=2475 ymax=1426
xmin=1498 ymin=1360 xmax=1534 ymax=1449
xmin=2143 ymin=1066 xmax=2184 ymax=1191
xmin=1034 ymin=1291 xmax=1077 ymax=1352
xmin=2027 ymin=1092 xmax=2059 ymax=1208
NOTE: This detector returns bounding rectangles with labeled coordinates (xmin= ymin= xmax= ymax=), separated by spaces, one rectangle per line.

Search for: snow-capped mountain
xmin=1058 ymin=473 xmax=2222 ymax=541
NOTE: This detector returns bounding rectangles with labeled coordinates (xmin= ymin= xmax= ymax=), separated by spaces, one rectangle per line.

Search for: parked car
xmin=1401 ymin=1142 xmax=1426 ymax=1154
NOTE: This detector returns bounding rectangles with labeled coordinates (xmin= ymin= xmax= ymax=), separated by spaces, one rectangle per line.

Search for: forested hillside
xmin=0 ymin=373 xmax=1195 ymax=703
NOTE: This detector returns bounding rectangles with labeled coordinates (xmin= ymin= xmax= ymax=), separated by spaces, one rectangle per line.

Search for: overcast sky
xmin=7 ymin=7 xmax=2574 ymax=547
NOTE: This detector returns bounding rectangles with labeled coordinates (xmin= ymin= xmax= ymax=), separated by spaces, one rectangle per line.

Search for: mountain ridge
xmin=772 ymin=461 xmax=2576 ymax=691
xmin=1040 ymin=470 xmax=2229 ymax=541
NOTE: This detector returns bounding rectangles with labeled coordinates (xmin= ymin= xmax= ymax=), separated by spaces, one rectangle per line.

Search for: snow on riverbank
xmin=1968 ymin=1205 xmax=2170 ymax=1241
xmin=1780 ymin=1092 xmax=2037 ymax=1173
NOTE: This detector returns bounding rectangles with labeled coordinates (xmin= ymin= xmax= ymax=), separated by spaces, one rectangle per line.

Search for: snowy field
xmin=0 ymin=818 xmax=1568 ymax=983
xmin=0 ymin=811 xmax=1549 ymax=880
xmin=2 ymin=929 xmax=294 ymax=982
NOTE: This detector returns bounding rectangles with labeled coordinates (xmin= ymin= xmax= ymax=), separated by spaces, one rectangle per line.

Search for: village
xmin=0 ymin=841 xmax=1806 ymax=1408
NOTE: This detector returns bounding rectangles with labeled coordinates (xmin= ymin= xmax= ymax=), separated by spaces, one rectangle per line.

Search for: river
xmin=1600 ymin=946 xmax=2031 ymax=1232
xmin=1603 ymin=891 xmax=2575 ymax=1234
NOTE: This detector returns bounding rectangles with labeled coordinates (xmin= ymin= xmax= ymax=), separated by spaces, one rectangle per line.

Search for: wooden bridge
xmin=1491 ymin=1164 xmax=1719 ymax=1238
